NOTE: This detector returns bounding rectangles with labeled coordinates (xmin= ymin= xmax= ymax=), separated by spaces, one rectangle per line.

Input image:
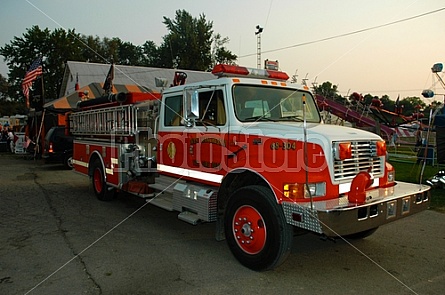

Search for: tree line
xmin=0 ymin=9 xmax=436 ymax=121
xmin=0 ymin=9 xmax=237 ymax=114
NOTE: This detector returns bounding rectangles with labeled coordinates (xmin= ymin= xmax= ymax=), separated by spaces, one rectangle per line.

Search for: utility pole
xmin=255 ymin=25 xmax=263 ymax=69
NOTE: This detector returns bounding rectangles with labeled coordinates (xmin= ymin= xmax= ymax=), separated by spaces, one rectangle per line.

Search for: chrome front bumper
xmin=282 ymin=182 xmax=430 ymax=237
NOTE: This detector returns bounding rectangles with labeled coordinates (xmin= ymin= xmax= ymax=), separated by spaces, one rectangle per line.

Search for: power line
xmin=239 ymin=7 xmax=445 ymax=58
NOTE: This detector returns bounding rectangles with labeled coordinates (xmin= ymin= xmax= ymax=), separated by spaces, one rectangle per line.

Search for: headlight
xmin=307 ymin=182 xmax=326 ymax=197
xmin=387 ymin=170 xmax=395 ymax=183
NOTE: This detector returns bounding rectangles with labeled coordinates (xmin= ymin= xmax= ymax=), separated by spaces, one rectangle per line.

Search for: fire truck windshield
xmin=233 ymin=85 xmax=321 ymax=123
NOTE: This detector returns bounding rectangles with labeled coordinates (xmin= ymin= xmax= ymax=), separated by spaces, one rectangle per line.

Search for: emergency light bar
xmin=212 ymin=64 xmax=289 ymax=81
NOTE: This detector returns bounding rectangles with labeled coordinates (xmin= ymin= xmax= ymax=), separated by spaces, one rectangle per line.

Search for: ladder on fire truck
xmin=70 ymin=104 xmax=138 ymax=136
xmin=69 ymin=101 xmax=159 ymax=137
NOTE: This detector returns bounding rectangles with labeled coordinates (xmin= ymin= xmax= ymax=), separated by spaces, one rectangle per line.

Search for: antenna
xmin=291 ymin=69 xmax=298 ymax=83
xmin=302 ymin=73 xmax=309 ymax=86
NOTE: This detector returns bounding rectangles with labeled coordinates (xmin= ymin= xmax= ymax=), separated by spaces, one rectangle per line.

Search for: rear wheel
xmin=63 ymin=154 xmax=73 ymax=170
xmin=224 ymin=185 xmax=293 ymax=271
xmin=91 ymin=159 xmax=114 ymax=201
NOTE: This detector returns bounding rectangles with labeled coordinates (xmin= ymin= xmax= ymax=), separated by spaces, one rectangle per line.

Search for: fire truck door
xmin=187 ymin=89 xmax=228 ymax=174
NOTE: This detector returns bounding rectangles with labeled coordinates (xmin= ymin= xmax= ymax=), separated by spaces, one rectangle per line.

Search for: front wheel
xmin=224 ymin=185 xmax=293 ymax=271
xmin=91 ymin=159 xmax=114 ymax=201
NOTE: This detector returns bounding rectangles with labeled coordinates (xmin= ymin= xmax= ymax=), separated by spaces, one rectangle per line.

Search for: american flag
xmin=22 ymin=57 xmax=43 ymax=101
xmin=102 ymin=63 xmax=114 ymax=94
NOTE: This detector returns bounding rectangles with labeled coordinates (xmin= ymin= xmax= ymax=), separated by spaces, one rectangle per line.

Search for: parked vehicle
xmin=43 ymin=126 xmax=73 ymax=169
xmin=70 ymin=65 xmax=430 ymax=270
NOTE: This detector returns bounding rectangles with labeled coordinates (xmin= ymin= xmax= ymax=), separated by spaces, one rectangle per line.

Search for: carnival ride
xmin=315 ymin=81 xmax=437 ymax=141
xmin=315 ymin=94 xmax=394 ymax=140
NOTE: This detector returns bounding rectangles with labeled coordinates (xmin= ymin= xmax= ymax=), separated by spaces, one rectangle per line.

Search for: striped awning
xmin=44 ymin=83 xmax=153 ymax=110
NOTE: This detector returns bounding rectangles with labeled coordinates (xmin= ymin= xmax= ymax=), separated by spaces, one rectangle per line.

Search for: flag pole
xmin=40 ymin=69 xmax=45 ymax=106
xmin=39 ymin=71 xmax=45 ymax=152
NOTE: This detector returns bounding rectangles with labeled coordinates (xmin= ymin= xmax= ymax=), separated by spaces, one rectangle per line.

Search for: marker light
xmin=212 ymin=64 xmax=289 ymax=81
xmin=334 ymin=142 xmax=352 ymax=160
xmin=375 ymin=140 xmax=387 ymax=157
xmin=212 ymin=64 xmax=249 ymax=76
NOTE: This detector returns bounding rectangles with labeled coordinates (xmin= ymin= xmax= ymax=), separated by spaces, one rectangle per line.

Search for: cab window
xmin=164 ymin=95 xmax=183 ymax=126
xmin=196 ymin=89 xmax=226 ymax=126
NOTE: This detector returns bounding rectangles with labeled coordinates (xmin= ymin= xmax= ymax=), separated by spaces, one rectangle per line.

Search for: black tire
xmin=91 ymin=159 xmax=114 ymax=201
xmin=63 ymin=154 xmax=73 ymax=170
xmin=344 ymin=227 xmax=379 ymax=240
xmin=224 ymin=185 xmax=293 ymax=271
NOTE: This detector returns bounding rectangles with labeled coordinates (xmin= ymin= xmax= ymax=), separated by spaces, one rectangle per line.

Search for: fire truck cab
xmin=71 ymin=64 xmax=430 ymax=271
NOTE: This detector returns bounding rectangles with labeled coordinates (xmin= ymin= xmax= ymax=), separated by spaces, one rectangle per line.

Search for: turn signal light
xmin=283 ymin=183 xmax=305 ymax=200
xmin=334 ymin=142 xmax=352 ymax=160
xmin=283 ymin=182 xmax=326 ymax=200
xmin=376 ymin=140 xmax=387 ymax=157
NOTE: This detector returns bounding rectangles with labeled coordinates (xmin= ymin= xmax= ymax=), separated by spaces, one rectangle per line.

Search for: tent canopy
xmin=59 ymin=61 xmax=215 ymax=98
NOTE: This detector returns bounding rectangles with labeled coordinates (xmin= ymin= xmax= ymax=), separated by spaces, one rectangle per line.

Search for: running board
xmin=146 ymin=175 xmax=218 ymax=225
xmin=147 ymin=195 xmax=204 ymax=225
xmin=178 ymin=211 xmax=201 ymax=225
xmin=148 ymin=194 xmax=173 ymax=211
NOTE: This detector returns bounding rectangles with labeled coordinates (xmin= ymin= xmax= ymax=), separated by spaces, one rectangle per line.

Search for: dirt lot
xmin=0 ymin=153 xmax=444 ymax=295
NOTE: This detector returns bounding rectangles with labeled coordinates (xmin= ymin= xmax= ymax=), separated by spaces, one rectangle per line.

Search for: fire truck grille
xmin=332 ymin=141 xmax=384 ymax=182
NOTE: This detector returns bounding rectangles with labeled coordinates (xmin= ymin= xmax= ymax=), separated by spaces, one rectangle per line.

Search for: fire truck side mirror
xmin=184 ymin=89 xmax=199 ymax=127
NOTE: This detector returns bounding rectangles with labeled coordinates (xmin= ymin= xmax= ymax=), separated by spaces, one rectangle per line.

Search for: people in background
xmin=415 ymin=126 xmax=422 ymax=151
xmin=7 ymin=129 xmax=15 ymax=152
xmin=1 ymin=124 xmax=9 ymax=141
xmin=390 ymin=132 xmax=399 ymax=147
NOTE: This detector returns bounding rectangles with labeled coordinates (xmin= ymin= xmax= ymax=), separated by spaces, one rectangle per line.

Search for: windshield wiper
xmin=281 ymin=115 xmax=304 ymax=122
xmin=244 ymin=116 xmax=277 ymax=122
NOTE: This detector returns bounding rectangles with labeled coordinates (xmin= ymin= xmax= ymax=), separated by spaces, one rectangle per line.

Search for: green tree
xmin=152 ymin=10 xmax=236 ymax=70
xmin=101 ymin=37 xmax=120 ymax=63
xmin=1 ymin=10 xmax=237 ymax=106
xmin=361 ymin=94 xmax=374 ymax=105
xmin=0 ymin=26 xmax=84 ymax=102
xmin=0 ymin=73 xmax=8 ymax=101
xmin=80 ymin=35 xmax=105 ymax=63
xmin=140 ymin=40 xmax=161 ymax=67
xmin=380 ymin=94 xmax=395 ymax=110
xmin=161 ymin=10 xmax=214 ymax=70
xmin=424 ymin=100 xmax=443 ymax=116
xmin=211 ymin=33 xmax=237 ymax=69
xmin=0 ymin=74 xmax=27 ymax=115
xmin=314 ymin=81 xmax=341 ymax=100
xmin=400 ymin=96 xmax=426 ymax=116
xmin=0 ymin=101 xmax=27 ymax=116
xmin=117 ymin=41 xmax=143 ymax=66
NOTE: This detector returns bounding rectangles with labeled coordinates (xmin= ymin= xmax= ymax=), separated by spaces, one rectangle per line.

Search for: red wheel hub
xmin=232 ymin=205 xmax=266 ymax=254
xmin=93 ymin=168 xmax=103 ymax=193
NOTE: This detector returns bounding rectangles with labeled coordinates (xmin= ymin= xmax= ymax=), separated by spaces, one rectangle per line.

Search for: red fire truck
xmin=71 ymin=64 xmax=430 ymax=270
